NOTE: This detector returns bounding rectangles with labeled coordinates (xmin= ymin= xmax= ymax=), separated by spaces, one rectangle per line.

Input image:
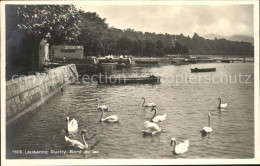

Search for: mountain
xmin=203 ymin=34 xmax=254 ymax=44
xmin=228 ymin=35 xmax=254 ymax=44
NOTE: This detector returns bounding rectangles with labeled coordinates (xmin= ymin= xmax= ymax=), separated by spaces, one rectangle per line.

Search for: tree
xmin=116 ymin=37 xmax=133 ymax=55
xmin=156 ymin=40 xmax=164 ymax=57
xmin=6 ymin=5 xmax=81 ymax=75
xmin=78 ymin=11 xmax=109 ymax=56
xmin=143 ymin=40 xmax=156 ymax=57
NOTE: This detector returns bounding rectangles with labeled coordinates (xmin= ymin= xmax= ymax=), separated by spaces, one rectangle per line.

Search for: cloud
xmin=79 ymin=4 xmax=254 ymax=37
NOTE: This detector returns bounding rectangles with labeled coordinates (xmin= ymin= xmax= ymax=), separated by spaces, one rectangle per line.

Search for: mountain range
xmin=203 ymin=34 xmax=254 ymax=44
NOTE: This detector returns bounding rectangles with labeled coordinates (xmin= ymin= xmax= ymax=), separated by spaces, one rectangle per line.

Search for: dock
xmin=134 ymin=58 xmax=159 ymax=64
xmin=97 ymin=75 xmax=161 ymax=84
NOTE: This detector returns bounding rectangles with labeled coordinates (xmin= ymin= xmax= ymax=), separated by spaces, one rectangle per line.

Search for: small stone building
xmin=51 ymin=45 xmax=84 ymax=59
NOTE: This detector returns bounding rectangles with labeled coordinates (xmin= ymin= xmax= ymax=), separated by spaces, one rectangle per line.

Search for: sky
xmin=78 ymin=4 xmax=254 ymax=37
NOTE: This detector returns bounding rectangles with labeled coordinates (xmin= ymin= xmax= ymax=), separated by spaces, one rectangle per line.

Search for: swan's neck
xmin=97 ymin=100 xmax=100 ymax=108
xmin=172 ymin=140 xmax=177 ymax=152
xmin=82 ymin=134 xmax=88 ymax=148
xmin=100 ymin=108 xmax=104 ymax=121
xmin=142 ymin=98 xmax=145 ymax=107
xmin=208 ymin=116 xmax=211 ymax=127
xmin=218 ymin=99 xmax=221 ymax=107
xmin=151 ymin=109 xmax=157 ymax=121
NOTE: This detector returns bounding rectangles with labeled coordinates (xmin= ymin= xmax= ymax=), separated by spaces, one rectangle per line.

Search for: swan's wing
xmin=68 ymin=119 xmax=78 ymax=132
xmin=148 ymin=103 xmax=156 ymax=106
xmin=65 ymin=136 xmax=84 ymax=148
xmin=72 ymin=119 xmax=78 ymax=126
xmin=100 ymin=105 xmax=108 ymax=110
xmin=142 ymin=129 xmax=153 ymax=134
xmin=175 ymin=142 xmax=189 ymax=154
xmin=153 ymin=114 xmax=167 ymax=122
xmin=144 ymin=121 xmax=160 ymax=131
xmin=184 ymin=140 xmax=189 ymax=146
xmin=103 ymin=115 xmax=119 ymax=122
xmin=152 ymin=116 xmax=160 ymax=122
xmin=221 ymin=103 xmax=227 ymax=107
xmin=202 ymin=127 xmax=212 ymax=133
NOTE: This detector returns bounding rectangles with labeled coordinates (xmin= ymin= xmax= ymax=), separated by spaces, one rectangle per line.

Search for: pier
xmin=134 ymin=57 xmax=159 ymax=64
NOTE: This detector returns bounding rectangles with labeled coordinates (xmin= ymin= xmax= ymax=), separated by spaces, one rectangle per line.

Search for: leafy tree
xmin=78 ymin=11 xmax=108 ymax=56
xmin=156 ymin=40 xmax=164 ymax=57
xmin=143 ymin=40 xmax=156 ymax=57
xmin=116 ymin=37 xmax=133 ymax=55
xmin=6 ymin=5 xmax=81 ymax=75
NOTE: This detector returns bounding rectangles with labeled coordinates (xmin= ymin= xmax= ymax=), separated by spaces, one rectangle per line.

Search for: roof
xmin=51 ymin=45 xmax=83 ymax=50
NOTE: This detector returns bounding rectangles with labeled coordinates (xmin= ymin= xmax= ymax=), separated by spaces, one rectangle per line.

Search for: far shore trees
xmin=6 ymin=4 xmax=254 ymax=79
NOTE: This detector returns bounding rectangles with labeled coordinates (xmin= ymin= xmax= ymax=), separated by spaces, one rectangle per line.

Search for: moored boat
xmin=172 ymin=58 xmax=189 ymax=65
xmin=97 ymin=75 xmax=160 ymax=84
xmin=190 ymin=67 xmax=216 ymax=73
xmin=221 ymin=59 xmax=231 ymax=63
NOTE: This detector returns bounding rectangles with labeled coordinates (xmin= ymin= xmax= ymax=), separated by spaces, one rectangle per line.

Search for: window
xmin=60 ymin=49 xmax=76 ymax=53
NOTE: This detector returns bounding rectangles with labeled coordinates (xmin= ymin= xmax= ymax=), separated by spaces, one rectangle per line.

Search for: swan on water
xmin=201 ymin=114 xmax=213 ymax=135
xmin=95 ymin=98 xmax=108 ymax=111
xmin=218 ymin=98 xmax=227 ymax=109
xmin=99 ymin=107 xmax=119 ymax=123
xmin=142 ymin=121 xmax=161 ymax=136
xmin=67 ymin=117 xmax=78 ymax=133
xmin=142 ymin=97 xmax=156 ymax=107
xmin=170 ymin=138 xmax=189 ymax=155
xmin=65 ymin=130 xmax=88 ymax=149
xmin=150 ymin=107 xmax=167 ymax=124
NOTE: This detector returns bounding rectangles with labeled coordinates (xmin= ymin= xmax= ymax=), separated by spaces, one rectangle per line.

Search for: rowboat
xmin=190 ymin=67 xmax=216 ymax=73
xmin=97 ymin=75 xmax=161 ymax=84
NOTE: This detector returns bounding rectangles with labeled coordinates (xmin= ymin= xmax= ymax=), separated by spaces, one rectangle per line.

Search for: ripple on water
xmin=6 ymin=63 xmax=254 ymax=159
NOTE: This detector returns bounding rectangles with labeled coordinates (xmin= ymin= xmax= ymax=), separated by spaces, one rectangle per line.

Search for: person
xmin=63 ymin=56 xmax=66 ymax=64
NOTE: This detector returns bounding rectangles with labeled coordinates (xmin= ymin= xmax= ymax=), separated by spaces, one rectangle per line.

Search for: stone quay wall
xmin=6 ymin=64 xmax=78 ymax=125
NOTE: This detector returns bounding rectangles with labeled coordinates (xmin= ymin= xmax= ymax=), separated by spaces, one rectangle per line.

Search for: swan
xmin=201 ymin=114 xmax=213 ymax=135
xmin=99 ymin=107 xmax=119 ymax=123
xmin=95 ymin=98 xmax=108 ymax=111
xmin=142 ymin=121 xmax=161 ymax=136
xmin=142 ymin=97 xmax=156 ymax=107
xmin=67 ymin=117 xmax=78 ymax=133
xmin=218 ymin=98 xmax=227 ymax=109
xmin=150 ymin=107 xmax=167 ymax=123
xmin=170 ymin=138 xmax=189 ymax=155
xmin=65 ymin=130 xmax=88 ymax=149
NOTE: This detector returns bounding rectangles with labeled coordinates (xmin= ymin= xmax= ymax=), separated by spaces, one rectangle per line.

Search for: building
xmin=51 ymin=45 xmax=84 ymax=59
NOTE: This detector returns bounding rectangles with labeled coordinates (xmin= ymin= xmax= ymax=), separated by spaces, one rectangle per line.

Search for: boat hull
xmin=190 ymin=68 xmax=216 ymax=73
xmin=97 ymin=76 xmax=160 ymax=84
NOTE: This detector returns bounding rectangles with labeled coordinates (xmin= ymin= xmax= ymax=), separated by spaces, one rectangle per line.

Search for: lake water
xmin=6 ymin=62 xmax=254 ymax=159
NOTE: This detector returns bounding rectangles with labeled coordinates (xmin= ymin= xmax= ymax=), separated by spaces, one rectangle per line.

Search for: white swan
xmin=150 ymin=107 xmax=167 ymax=124
xmin=170 ymin=138 xmax=189 ymax=155
xmin=201 ymin=114 xmax=213 ymax=135
xmin=95 ymin=98 xmax=108 ymax=111
xmin=67 ymin=117 xmax=78 ymax=133
xmin=142 ymin=97 xmax=156 ymax=107
xmin=218 ymin=98 xmax=227 ymax=109
xmin=99 ymin=107 xmax=119 ymax=123
xmin=65 ymin=130 xmax=88 ymax=149
xmin=142 ymin=121 xmax=161 ymax=136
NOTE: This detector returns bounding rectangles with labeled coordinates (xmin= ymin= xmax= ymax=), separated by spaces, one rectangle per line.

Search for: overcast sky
xmin=78 ymin=4 xmax=254 ymax=37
